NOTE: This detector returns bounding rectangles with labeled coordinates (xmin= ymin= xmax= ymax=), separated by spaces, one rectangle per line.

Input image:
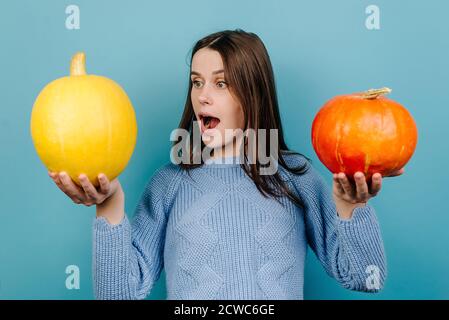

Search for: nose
xmin=198 ymin=84 xmax=213 ymax=105
xmin=198 ymin=95 xmax=211 ymax=105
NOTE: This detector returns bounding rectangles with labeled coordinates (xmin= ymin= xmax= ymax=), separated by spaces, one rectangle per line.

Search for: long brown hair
xmin=175 ymin=29 xmax=310 ymax=208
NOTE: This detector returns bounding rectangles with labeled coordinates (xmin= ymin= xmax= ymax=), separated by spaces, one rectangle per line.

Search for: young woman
xmin=49 ymin=29 xmax=403 ymax=300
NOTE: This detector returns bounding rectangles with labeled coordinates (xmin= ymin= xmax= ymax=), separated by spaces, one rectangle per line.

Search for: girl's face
xmin=190 ymin=48 xmax=245 ymax=153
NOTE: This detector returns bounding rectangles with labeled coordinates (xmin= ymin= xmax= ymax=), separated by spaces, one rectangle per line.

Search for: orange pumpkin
xmin=311 ymin=88 xmax=417 ymax=180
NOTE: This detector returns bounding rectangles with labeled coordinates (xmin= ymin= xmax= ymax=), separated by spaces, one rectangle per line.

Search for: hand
xmin=48 ymin=171 xmax=120 ymax=206
xmin=332 ymin=168 xmax=404 ymax=219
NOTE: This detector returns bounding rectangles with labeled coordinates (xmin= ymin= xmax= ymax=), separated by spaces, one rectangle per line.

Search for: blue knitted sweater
xmin=92 ymin=152 xmax=386 ymax=300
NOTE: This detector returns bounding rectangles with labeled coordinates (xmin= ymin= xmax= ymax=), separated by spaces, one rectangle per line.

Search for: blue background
xmin=0 ymin=0 xmax=447 ymax=299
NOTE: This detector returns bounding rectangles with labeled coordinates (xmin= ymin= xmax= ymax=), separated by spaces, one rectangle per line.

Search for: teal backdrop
xmin=0 ymin=0 xmax=447 ymax=299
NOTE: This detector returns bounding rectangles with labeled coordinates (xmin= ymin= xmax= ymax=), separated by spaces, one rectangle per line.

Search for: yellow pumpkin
xmin=30 ymin=52 xmax=137 ymax=187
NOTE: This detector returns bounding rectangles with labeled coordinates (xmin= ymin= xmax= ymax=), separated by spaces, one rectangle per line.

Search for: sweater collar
xmin=204 ymin=155 xmax=244 ymax=165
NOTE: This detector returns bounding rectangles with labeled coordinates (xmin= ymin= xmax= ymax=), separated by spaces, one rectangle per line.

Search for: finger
xmin=56 ymin=176 xmax=82 ymax=204
xmin=338 ymin=172 xmax=355 ymax=197
xmin=333 ymin=174 xmax=345 ymax=195
xmin=98 ymin=174 xmax=111 ymax=195
xmin=387 ymin=168 xmax=405 ymax=177
xmin=48 ymin=171 xmax=57 ymax=179
xmin=58 ymin=172 xmax=85 ymax=203
xmin=79 ymin=174 xmax=100 ymax=200
xmin=50 ymin=172 xmax=66 ymax=191
xmin=370 ymin=173 xmax=382 ymax=195
xmin=354 ymin=172 xmax=369 ymax=200
xmin=49 ymin=171 xmax=61 ymax=185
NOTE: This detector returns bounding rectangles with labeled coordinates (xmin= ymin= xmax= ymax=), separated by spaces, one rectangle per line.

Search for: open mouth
xmin=200 ymin=115 xmax=220 ymax=132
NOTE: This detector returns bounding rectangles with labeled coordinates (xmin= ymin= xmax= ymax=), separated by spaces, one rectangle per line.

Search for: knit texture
xmin=92 ymin=153 xmax=387 ymax=300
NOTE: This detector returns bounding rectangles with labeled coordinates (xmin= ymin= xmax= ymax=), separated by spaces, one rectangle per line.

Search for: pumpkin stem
xmin=70 ymin=52 xmax=87 ymax=76
xmin=360 ymin=87 xmax=392 ymax=99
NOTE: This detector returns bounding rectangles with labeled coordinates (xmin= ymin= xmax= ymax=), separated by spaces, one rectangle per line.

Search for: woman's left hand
xmin=332 ymin=168 xmax=405 ymax=219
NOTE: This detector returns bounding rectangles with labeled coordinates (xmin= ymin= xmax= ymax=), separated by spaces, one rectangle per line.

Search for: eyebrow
xmin=190 ymin=69 xmax=224 ymax=76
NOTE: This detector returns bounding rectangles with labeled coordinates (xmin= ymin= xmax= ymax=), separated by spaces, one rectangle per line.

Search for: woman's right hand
xmin=48 ymin=171 xmax=120 ymax=207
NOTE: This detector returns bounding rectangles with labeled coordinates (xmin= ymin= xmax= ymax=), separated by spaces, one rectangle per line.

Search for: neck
xmin=209 ymin=135 xmax=245 ymax=160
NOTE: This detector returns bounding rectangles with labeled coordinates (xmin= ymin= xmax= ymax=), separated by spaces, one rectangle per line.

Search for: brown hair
xmin=175 ymin=29 xmax=310 ymax=208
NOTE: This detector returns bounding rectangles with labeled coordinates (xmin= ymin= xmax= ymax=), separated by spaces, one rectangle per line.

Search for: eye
xmin=216 ymin=81 xmax=228 ymax=89
xmin=192 ymin=80 xmax=203 ymax=89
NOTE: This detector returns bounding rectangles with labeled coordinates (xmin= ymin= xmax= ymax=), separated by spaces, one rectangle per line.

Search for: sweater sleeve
xmin=287 ymin=155 xmax=387 ymax=292
xmin=92 ymin=164 xmax=180 ymax=300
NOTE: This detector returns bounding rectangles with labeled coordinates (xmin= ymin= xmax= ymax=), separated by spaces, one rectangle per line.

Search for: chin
xmin=201 ymin=135 xmax=235 ymax=151
xmin=201 ymin=137 xmax=223 ymax=149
